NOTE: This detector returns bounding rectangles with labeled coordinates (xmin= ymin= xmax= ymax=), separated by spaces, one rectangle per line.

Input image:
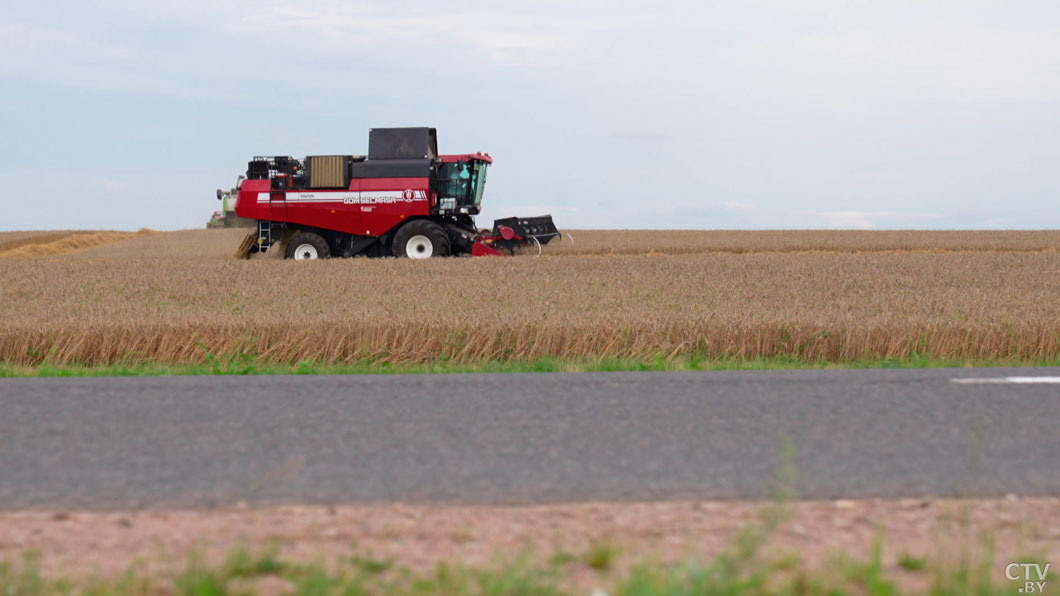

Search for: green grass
xmin=582 ymin=542 xmax=620 ymax=572
xmin=3 ymin=353 xmax=1060 ymax=378
xmin=1 ymin=536 xmax=1052 ymax=596
xmin=898 ymin=554 xmax=928 ymax=572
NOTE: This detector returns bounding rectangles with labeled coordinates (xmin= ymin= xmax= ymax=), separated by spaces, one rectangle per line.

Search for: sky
xmin=1 ymin=0 xmax=1058 ymax=231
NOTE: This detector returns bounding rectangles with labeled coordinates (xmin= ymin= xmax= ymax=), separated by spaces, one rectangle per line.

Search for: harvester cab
xmin=229 ymin=127 xmax=562 ymax=259
xmin=435 ymin=156 xmax=489 ymax=214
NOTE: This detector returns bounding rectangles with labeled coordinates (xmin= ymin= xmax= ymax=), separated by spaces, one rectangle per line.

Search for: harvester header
xmin=228 ymin=127 xmax=559 ymax=260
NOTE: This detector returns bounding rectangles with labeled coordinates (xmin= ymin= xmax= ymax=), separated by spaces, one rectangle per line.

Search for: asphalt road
xmin=1 ymin=369 xmax=1058 ymax=509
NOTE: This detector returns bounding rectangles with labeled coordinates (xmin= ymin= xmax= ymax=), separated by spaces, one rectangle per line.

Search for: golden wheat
xmin=0 ymin=230 xmax=156 ymax=257
xmin=2 ymin=229 xmax=1060 ymax=366
xmin=0 ymin=231 xmax=91 ymax=254
xmin=543 ymin=229 xmax=1060 ymax=255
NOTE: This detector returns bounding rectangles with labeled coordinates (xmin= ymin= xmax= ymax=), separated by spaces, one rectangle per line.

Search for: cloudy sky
xmin=2 ymin=0 xmax=1058 ymax=230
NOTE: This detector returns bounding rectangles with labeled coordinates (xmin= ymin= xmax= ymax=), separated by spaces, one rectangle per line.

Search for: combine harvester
xmin=208 ymin=177 xmax=256 ymax=229
xmin=229 ymin=127 xmax=560 ymax=259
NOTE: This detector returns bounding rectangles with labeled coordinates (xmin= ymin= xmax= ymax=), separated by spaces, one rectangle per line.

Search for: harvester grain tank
xmin=230 ymin=127 xmax=559 ymax=259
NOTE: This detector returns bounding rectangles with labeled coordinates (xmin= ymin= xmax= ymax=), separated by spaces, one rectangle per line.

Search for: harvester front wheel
xmin=285 ymin=232 xmax=330 ymax=260
xmin=393 ymin=220 xmax=450 ymax=259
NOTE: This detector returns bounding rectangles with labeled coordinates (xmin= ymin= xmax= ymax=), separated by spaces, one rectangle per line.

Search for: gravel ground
xmin=1 ymin=498 xmax=1057 ymax=588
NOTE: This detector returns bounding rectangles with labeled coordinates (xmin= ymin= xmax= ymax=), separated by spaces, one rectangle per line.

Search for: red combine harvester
xmin=231 ymin=127 xmax=559 ymax=259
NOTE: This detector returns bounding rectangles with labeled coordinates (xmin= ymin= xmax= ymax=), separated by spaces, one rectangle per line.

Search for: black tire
xmin=285 ymin=232 xmax=330 ymax=260
xmin=392 ymin=220 xmax=450 ymax=259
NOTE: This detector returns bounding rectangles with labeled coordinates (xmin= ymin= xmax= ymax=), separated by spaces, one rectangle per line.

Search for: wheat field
xmin=2 ymin=228 xmax=1060 ymax=366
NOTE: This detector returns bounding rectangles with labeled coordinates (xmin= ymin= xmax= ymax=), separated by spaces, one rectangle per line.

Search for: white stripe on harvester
xmin=951 ymin=377 xmax=1060 ymax=384
xmin=256 ymin=192 xmax=358 ymax=203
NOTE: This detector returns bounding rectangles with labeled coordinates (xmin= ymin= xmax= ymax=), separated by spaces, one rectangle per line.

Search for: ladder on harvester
xmin=257 ymin=219 xmax=272 ymax=253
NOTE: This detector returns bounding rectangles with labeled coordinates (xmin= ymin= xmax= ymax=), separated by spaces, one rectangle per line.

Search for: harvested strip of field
xmin=75 ymin=228 xmax=254 ymax=259
xmin=3 ymin=229 xmax=1060 ymax=366
xmin=0 ymin=229 xmax=156 ymax=257
xmin=0 ymin=231 xmax=93 ymax=254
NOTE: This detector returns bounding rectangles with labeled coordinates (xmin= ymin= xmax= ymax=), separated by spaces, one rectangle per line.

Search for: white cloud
xmin=0 ymin=20 xmax=234 ymax=101
xmin=95 ymin=177 xmax=125 ymax=192
xmin=818 ymin=211 xmax=944 ymax=230
xmin=0 ymin=21 xmax=134 ymax=62
xmin=791 ymin=25 xmax=1060 ymax=103
xmin=721 ymin=201 xmax=756 ymax=211
xmin=107 ymin=1 xmax=637 ymax=64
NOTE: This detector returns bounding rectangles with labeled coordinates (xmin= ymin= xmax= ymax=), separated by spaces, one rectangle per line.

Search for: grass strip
xmin=1 ymin=515 xmax=1051 ymax=596
xmin=4 ymin=354 xmax=1060 ymax=377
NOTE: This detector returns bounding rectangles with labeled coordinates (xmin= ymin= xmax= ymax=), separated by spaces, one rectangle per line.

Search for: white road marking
xmin=951 ymin=377 xmax=1060 ymax=384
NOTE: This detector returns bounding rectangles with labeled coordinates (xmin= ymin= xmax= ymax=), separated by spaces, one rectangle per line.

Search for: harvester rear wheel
xmin=285 ymin=232 xmax=330 ymax=260
xmin=393 ymin=220 xmax=450 ymax=259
